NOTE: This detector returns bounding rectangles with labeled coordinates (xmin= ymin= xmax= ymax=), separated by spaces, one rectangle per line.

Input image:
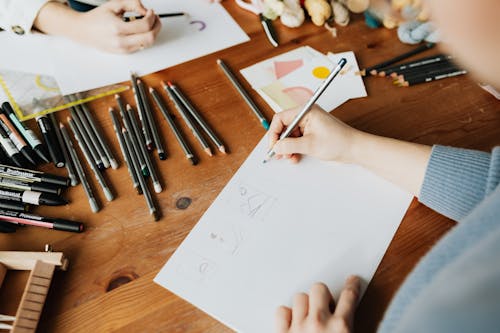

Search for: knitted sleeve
xmin=419 ymin=145 xmax=500 ymax=221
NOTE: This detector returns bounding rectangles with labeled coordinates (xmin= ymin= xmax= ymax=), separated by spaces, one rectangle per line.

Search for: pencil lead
xmin=204 ymin=147 xmax=213 ymax=157
xmin=369 ymin=69 xmax=377 ymax=76
xmin=219 ymin=145 xmax=227 ymax=154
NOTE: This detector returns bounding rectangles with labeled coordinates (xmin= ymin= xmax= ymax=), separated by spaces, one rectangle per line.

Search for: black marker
xmin=0 ymin=188 xmax=67 ymax=206
xmin=36 ymin=115 xmax=65 ymax=168
xmin=0 ymin=164 xmax=69 ymax=187
xmin=0 ymin=120 xmax=29 ymax=168
xmin=0 ymin=177 xmax=62 ymax=195
xmin=1 ymin=102 xmax=50 ymax=163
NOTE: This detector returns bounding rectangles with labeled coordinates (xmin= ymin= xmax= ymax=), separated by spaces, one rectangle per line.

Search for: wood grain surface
xmin=1 ymin=2 xmax=499 ymax=332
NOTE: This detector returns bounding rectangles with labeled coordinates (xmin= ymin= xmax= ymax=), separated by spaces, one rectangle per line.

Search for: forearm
xmin=33 ymin=1 xmax=82 ymax=38
xmin=349 ymin=131 xmax=432 ymax=197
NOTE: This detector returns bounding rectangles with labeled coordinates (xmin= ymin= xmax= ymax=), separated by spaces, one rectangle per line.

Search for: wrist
xmin=340 ymin=128 xmax=370 ymax=165
xmin=34 ymin=2 xmax=83 ymax=38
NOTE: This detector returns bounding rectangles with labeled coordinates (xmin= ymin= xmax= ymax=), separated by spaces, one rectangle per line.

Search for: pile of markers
xmin=0 ymin=164 xmax=83 ymax=234
xmin=360 ymin=42 xmax=467 ymax=86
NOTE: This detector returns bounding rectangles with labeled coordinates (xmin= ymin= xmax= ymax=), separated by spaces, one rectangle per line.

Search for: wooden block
xmin=31 ymin=261 xmax=55 ymax=280
xmin=12 ymin=317 xmax=37 ymax=329
xmin=0 ymin=252 xmax=65 ymax=270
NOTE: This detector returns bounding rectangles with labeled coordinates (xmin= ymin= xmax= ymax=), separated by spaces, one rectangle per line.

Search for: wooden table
xmin=1 ymin=2 xmax=499 ymax=332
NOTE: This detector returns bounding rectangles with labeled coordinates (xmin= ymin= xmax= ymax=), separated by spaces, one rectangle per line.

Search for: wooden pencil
xmin=398 ymin=68 xmax=467 ymax=87
xmin=374 ymin=54 xmax=450 ymax=77
xmin=360 ymin=42 xmax=435 ymax=76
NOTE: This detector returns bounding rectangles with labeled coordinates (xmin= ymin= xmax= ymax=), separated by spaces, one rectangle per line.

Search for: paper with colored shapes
xmin=240 ymin=47 xmax=367 ymax=113
xmin=155 ymin=135 xmax=413 ymax=333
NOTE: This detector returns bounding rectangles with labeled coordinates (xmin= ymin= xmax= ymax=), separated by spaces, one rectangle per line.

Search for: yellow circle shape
xmin=312 ymin=66 xmax=330 ymax=79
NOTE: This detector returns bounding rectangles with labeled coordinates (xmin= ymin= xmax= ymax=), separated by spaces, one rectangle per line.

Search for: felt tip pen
xmin=0 ymin=188 xmax=67 ymax=206
xmin=1 ymin=102 xmax=50 ymax=163
xmin=0 ymin=120 xmax=29 ymax=168
xmin=0 ymin=209 xmax=83 ymax=233
xmin=0 ymin=164 xmax=69 ymax=187
xmin=0 ymin=199 xmax=29 ymax=212
xmin=0 ymin=177 xmax=62 ymax=195
xmin=0 ymin=115 xmax=37 ymax=165
xmin=36 ymin=115 xmax=65 ymax=168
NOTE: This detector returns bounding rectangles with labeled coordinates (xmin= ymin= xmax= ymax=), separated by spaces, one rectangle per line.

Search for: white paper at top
xmin=0 ymin=0 xmax=249 ymax=95
xmin=155 ymin=135 xmax=412 ymax=333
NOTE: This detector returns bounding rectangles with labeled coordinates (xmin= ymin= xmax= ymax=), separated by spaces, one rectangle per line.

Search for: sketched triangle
xmin=274 ymin=59 xmax=304 ymax=79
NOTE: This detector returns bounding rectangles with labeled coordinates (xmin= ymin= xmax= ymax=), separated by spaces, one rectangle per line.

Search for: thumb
xmin=273 ymin=136 xmax=312 ymax=156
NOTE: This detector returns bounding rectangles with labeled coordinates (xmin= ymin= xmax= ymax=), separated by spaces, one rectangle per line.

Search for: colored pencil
xmin=115 ymin=94 xmax=149 ymax=176
xmin=378 ymin=54 xmax=452 ymax=78
xmin=109 ymin=107 xmax=141 ymax=194
xmin=123 ymin=128 xmax=160 ymax=221
xmin=399 ymin=68 xmax=467 ymax=87
xmin=163 ymin=83 xmax=212 ymax=157
xmin=360 ymin=42 xmax=435 ymax=76
xmin=68 ymin=107 xmax=104 ymax=170
xmin=48 ymin=112 xmax=78 ymax=186
xmin=130 ymin=73 xmax=153 ymax=152
xmin=150 ymin=87 xmax=197 ymax=165
xmin=68 ymin=117 xmax=114 ymax=202
xmin=59 ymin=123 xmax=99 ymax=213
xmin=126 ymin=104 xmax=162 ymax=193
xmin=395 ymin=61 xmax=458 ymax=82
xmin=167 ymin=81 xmax=226 ymax=154
xmin=217 ymin=59 xmax=269 ymax=130
xmin=76 ymin=94 xmax=118 ymax=169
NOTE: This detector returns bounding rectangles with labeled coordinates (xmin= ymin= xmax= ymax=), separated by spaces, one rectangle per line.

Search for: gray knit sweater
xmin=377 ymin=145 xmax=500 ymax=332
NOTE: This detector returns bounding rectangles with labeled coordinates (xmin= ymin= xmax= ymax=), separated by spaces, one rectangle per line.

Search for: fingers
xmin=309 ymin=283 xmax=334 ymax=321
xmin=291 ymin=292 xmax=309 ymax=324
xmin=105 ymin=0 xmax=147 ymax=15
xmin=333 ymin=276 xmax=360 ymax=326
xmin=115 ymin=15 xmax=161 ymax=53
xmin=273 ymin=136 xmax=311 ymax=156
xmin=117 ymin=9 xmax=157 ymax=35
xmin=275 ymin=306 xmax=292 ymax=333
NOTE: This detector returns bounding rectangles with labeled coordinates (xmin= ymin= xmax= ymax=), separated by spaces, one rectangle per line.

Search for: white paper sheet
xmin=240 ymin=47 xmax=367 ymax=113
xmin=0 ymin=0 xmax=249 ymax=95
xmin=155 ymin=135 xmax=412 ymax=333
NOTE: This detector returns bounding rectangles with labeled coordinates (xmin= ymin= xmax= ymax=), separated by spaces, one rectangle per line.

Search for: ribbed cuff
xmin=419 ymin=145 xmax=491 ymax=221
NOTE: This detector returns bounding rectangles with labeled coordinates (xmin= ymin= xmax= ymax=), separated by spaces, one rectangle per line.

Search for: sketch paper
xmin=240 ymin=47 xmax=367 ymax=113
xmin=0 ymin=0 xmax=249 ymax=95
xmin=155 ymin=135 xmax=412 ymax=333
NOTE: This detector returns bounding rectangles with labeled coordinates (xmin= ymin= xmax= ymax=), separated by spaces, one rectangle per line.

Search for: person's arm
xmin=269 ymin=107 xmax=500 ymax=221
xmin=0 ymin=0 xmax=52 ymax=35
xmin=33 ymin=0 xmax=161 ymax=53
xmin=269 ymin=107 xmax=431 ymax=197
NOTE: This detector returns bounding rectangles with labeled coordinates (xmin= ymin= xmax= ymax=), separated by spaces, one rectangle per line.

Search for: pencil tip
xmin=161 ymin=81 xmax=167 ymax=88
xmin=216 ymin=59 xmax=222 ymax=64
xmin=167 ymin=81 xmax=174 ymax=87
xmin=152 ymin=210 xmax=161 ymax=222
xmin=149 ymin=87 xmax=154 ymax=93
xmin=219 ymin=146 xmax=227 ymax=154
xmin=188 ymin=155 xmax=198 ymax=165
xmin=158 ymin=152 xmax=167 ymax=160
xmin=262 ymin=119 xmax=270 ymax=130
xmin=205 ymin=148 xmax=213 ymax=157
xmin=108 ymin=107 xmax=114 ymax=112
xmin=59 ymin=122 xmax=64 ymax=129
xmin=153 ymin=182 xmax=162 ymax=194
xmin=126 ymin=104 xmax=132 ymax=110
xmin=369 ymin=69 xmax=377 ymax=76
xmin=114 ymin=94 xmax=120 ymax=99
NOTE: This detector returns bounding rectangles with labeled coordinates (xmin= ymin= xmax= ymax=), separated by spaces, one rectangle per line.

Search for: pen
xmin=263 ymin=58 xmax=347 ymax=163
xmin=1 ymin=102 xmax=50 ymax=163
xmin=36 ymin=115 xmax=65 ymax=168
xmin=0 ymin=209 xmax=83 ymax=233
xmin=0 ymin=176 xmax=62 ymax=195
xmin=259 ymin=13 xmax=278 ymax=47
xmin=0 ymin=164 xmax=69 ymax=187
xmin=0 ymin=188 xmax=67 ymax=206
xmin=123 ymin=12 xmax=186 ymax=22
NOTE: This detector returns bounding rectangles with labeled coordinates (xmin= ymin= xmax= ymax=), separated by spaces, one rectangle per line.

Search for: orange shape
xmin=312 ymin=66 xmax=330 ymax=79
xmin=274 ymin=59 xmax=304 ymax=79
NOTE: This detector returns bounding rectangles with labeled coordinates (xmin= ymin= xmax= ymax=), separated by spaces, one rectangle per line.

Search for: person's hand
xmin=73 ymin=0 xmax=162 ymax=53
xmin=268 ymin=106 xmax=360 ymax=163
xmin=275 ymin=276 xmax=360 ymax=333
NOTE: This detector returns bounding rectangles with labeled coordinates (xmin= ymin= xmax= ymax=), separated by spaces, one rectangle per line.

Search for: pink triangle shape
xmin=274 ymin=59 xmax=304 ymax=79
